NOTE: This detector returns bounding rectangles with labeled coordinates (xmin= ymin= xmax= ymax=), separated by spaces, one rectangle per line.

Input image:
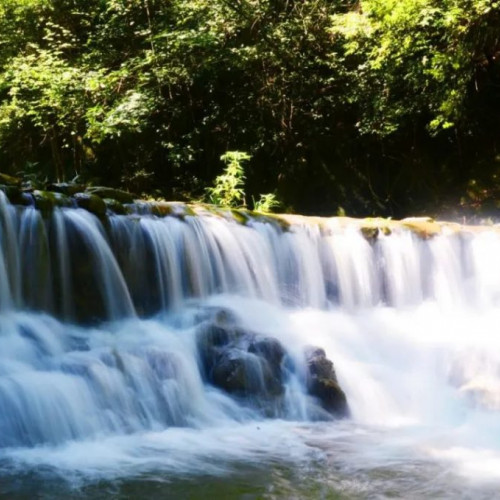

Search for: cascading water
xmin=2 ymin=189 xmax=500 ymax=498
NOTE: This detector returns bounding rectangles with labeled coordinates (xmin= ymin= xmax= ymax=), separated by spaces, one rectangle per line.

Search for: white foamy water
xmin=2 ymin=191 xmax=500 ymax=497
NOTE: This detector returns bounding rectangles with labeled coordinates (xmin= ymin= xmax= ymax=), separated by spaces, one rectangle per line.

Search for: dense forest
xmin=0 ymin=0 xmax=499 ymax=216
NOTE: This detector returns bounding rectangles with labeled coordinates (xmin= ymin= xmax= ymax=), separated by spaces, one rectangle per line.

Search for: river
xmin=2 ymin=192 xmax=500 ymax=498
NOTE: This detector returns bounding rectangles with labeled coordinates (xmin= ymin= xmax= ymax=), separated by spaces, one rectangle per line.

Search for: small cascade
xmin=0 ymin=313 xmax=245 ymax=447
xmin=3 ymin=188 xmax=500 ymax=479
xmin=2 ymin=192 xmax=500 ymax=320
xmin=0 ymin=191 xmax=20 ymax=310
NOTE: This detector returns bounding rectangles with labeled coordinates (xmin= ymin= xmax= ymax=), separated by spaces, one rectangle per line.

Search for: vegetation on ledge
xmin=1 ymin=177 xmax=497 ymax=240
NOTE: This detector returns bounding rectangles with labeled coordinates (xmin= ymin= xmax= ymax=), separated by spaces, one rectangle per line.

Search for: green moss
xmin=32 ymin=190 xmax=57 ymax=215
xmin=48 ymin=182 xmax=86 ymax=196
xmin=400 ymin=217 xmax=440 ymax=238
xmin=179 ymin=204 xmax=196 ymax=217
xmin=0 ymin=172 xmax=22 ymax=186
xmin=73 ymin=192 xmax=107 ymax=217
xmin=149 ymin=202 xmax=172 ymax=217
xmin=190 ymin=204 xmax=290 ymax=231
xmin=197 ymin=203 xmax=227 ymax=217
xmin=231 ymin=208 xmax=250 ymax=225
xmin=248 ymin=212 xmax=291 ymax=231
xmin=360 ymin=226 xmax=379 ymax=240
xmin=149 ymin=202 xmax=196 ymax=218
xmin=86 ymin=186 xmax=137 ymax=203
xmin=31 ymin=190 xmax=72 ymax=215
xmin=103 ymin=198 xmax=127 ymax=215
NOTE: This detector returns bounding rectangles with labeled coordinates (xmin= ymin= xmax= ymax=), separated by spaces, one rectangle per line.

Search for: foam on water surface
xmin=3 ymin=192 xmax=500 ymax=496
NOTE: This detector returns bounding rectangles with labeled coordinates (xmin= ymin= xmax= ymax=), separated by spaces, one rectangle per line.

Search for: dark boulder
xmin=211 ymin=349 xmax=248 ymax=393
xmin=249 ymin=337 xmax=285 ymax=366
xmin=196 ymin=311 xmax=286 ymax=401
xmin=305 ymin=346 xmax=349 ymax=417
xmin=197 ymin=316 xmax=245 ymax=376
xmin=211 ymin=348 xmax=282 ymax=396
xmin=0 ymin=184 xmax=24 ymax=204
xmin=196 ymin=309 xmax=349 ymax=419
xmin=248 ymin=337 xmax=286 ymax=381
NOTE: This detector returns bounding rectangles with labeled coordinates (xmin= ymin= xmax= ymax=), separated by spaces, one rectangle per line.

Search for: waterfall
xmin=2 ymin=191 xmax=500 ymax=318
xmin=3 ymin=190 xmax=500 ymax=492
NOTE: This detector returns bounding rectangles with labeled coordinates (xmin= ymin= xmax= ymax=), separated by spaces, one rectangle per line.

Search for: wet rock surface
xmin=0 ymin=172 xmax=22 ymax=186
xmin=196 ymin=309 xmax=349 ymax=418
xmin=197 ymin=317 xmax=285 ymax=399
xmin=305 ymin=346 xmax=349 ymax=417
xmin=73 ymin=192 xmax=107 ymax=217
xmin=0 ymin=178 xmax=137 ymax=218
xmin=85 ymin=186 xmax=137 ymax=204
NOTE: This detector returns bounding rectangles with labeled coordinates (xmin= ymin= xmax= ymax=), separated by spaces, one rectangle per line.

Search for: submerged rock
xmin=305 ymin=346 xmax=349 ymax=417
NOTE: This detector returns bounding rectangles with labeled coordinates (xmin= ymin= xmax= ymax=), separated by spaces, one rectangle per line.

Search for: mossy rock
xmin=0 ymin=172 xmax=22 ymax=186
xmin=358 ymin=218 xmax=393 ymax=240
xmin=198 ymin=323 xmax=243 ymax=350
xmin=400 ymin=217 xmax=440 ymax=238
xmin=149 ymin=202 xmax=196 ymax=218
xmin=48 ymin=182 xmax=86 ymax=196
xmin=360 ymin=226 xmax=379 ymax=240
xmin=73 ymin=192 xmax=107 ymax=217
xmin=231 ymin=208 xmax=251 ymax=225
xmin=31 ymin=190 xmax=54 ymax=213
xmin=148 ymin=202 xmax=173 ymax=217
xmin=211 ymin=349 xmax=251 ymax=394
xmin=198 ymin=205 xmax=291 ymax=231
xmin=305 ymin=346 xmax=349 ymax=418
xmin=193 ymin=203 xmax=231 ymax=219
xmin=252 ymin=212 xmax=291 ymax=231
xmin=31 ymin=190 xmax=71 ymax=214
xmin=103 ymin=198 xmax=127 ymax=215
xmin=86 ymin=186 xmax=137 ymax=204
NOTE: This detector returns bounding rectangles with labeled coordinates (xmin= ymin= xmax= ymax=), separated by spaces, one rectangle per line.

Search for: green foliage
xmin=0 ymin=0 xmax=498 ymax=214
xmin=207 ymin=152 xmax=281 ymax=212
xmin=332 ymin=0 xmax=500 ymax=135
xmin=206 ymin=151 xmax=249 ymax=208
xmin=253 ymin=193 xmax=280 ymax=213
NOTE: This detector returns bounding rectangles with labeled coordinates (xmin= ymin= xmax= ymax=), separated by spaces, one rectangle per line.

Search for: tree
xmin=0 ymin=0 xmax=498 ymax=215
